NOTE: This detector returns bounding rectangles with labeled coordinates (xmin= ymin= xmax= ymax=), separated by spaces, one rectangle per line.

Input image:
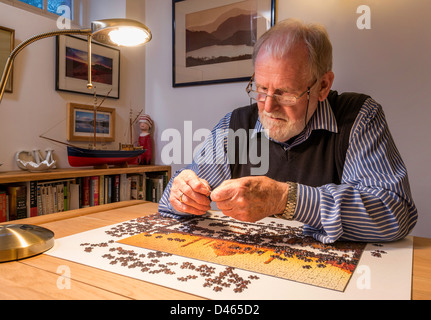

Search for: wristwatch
xmin=275 ymin=182 xmax=298 ymax=220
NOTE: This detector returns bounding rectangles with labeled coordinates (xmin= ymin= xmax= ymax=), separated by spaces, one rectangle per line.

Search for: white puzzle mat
xmin=46 ymin=212 xmax=413 ymax=300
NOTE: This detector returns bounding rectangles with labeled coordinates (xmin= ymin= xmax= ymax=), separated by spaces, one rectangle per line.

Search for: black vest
xmin=228 ymin=91 xmax=369 ymax=187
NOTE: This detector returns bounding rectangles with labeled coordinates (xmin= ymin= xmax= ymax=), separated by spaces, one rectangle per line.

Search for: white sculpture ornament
xmin=15 ymin=149 xmax=57 ymax=172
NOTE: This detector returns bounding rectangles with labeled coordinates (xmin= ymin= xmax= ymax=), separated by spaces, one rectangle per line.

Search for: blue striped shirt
xmin=158 ymin=97 xmax=418 ymax=244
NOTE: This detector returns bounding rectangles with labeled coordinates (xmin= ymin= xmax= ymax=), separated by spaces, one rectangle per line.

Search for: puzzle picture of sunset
xmin=119 ymin=215 xmax=366 ymax=291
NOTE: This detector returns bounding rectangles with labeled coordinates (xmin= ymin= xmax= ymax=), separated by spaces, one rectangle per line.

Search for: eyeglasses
xmin=246 ymin=73 xmax=318 ymax=129
xmin=245 ymin=73 xmax=317 ymax=106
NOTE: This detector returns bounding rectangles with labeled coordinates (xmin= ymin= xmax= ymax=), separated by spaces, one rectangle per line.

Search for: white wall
xmin=145 ymin=0 xmax=250 ymax=170
xmin=0 ymin=0 xmax=146 ymax=171
xmin=145 ymin=0 xmax=431 ymax=239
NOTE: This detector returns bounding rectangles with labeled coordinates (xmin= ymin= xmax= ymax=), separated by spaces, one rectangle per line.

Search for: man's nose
xmin=263 ymin=94 xmax=279 ymax=113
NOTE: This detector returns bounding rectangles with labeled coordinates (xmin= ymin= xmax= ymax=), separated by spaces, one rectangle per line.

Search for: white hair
xmin=253 ymin=18 xmax=333 ymax=81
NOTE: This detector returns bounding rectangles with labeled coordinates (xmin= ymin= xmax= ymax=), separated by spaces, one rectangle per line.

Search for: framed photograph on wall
xmin=56 ymin=35 xmax=120 ymax=99
xmin=67 ymin=103 xmax=116 ymax=142
xmin=172 ymin=0 xmax=275 ymax=87
xmin=0 ymin=26 xmax=15 ymax=93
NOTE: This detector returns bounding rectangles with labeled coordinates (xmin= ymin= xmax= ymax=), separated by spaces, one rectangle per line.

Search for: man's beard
xmin=259 ymin=110 xmax=305 ymax=143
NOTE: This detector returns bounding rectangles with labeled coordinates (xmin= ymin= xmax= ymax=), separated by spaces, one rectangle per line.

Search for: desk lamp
xmin=0 ymin=19 xmax=151 ymax=262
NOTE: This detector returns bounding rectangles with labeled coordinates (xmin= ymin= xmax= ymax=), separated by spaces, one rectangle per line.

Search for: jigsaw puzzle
xmin=118 ymin=213 xmax=365 ymax=291
xmin=46 ymin=211 xmax=414 ymax=300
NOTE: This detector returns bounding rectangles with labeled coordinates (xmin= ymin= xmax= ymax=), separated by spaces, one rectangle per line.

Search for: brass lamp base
xmin=0 ymin=224 xmax=55 ymax=263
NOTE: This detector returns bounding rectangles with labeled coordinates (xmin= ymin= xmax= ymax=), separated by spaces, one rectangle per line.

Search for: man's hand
xmin=169 ymin=170 xmax=212 ymax=215
xmin=210 ymin=176 xmax=290 ymax=222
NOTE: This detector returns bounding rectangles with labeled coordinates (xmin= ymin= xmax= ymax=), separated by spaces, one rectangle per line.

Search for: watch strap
xmin=275 ymin=182 xmax=297 ymax=220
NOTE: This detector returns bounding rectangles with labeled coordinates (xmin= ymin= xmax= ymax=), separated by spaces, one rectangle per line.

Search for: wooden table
xmin=1 ymin=201 xmax=430 ymax=300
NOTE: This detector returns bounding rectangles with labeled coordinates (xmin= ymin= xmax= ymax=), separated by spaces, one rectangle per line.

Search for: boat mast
xmin=129 ymin=107 xmax=143 ymax=146
xmin=129 ymin=108 xmax=133 ymax=145
xmin=93 ymin=91 xmax=97 ymax=149
xmin=93 ymin=88 xmax=112 ymax=149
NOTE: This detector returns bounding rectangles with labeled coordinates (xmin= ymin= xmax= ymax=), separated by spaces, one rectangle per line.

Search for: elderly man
xmin=158 ymin=19 xmax=417 ymax=244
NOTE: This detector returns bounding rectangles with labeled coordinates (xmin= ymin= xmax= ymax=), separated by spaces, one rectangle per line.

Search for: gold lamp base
xmin=0 ymin=224 xmax=55 ymax=263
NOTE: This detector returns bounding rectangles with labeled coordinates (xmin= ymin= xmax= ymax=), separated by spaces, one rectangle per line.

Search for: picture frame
xmin=172 ymin=0 xmax=275 ymax=87
xmin=0 ymin=26 xmax=15 ymax=93
xmin=56 ymin=35 xmax=120 ymax=99
xmin=67 ymin=103 xmax=116 ymax=142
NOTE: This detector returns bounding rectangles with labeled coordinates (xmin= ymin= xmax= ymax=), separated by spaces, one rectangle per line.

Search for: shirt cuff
xmin=293 ymin=184 xmax=323 ymax=230
xmin=158 ymin=202 xmax=193 ymax=219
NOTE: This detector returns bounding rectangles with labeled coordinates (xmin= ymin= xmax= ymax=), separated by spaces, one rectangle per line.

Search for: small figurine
xmin=138 ymin=114 xmax=153 ymax=165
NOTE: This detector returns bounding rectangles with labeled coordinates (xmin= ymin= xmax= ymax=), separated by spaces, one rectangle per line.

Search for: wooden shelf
xmin=0 ymin=165 xmax=171 ymax=184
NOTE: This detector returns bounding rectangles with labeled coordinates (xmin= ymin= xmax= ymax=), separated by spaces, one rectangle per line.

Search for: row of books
xmin=0 ymin=171 xmax=169 ymax=222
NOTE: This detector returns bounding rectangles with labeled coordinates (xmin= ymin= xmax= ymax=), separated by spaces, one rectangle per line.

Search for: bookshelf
xmin=0 ymin=165 xmax=171 ymax=223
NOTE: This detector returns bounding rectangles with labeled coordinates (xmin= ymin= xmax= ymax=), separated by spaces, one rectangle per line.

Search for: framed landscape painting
xmin=172 ymin=0 xmax=275 ymax=87
xmin=56 ymin=35 xmax=120 ymax=99
xmin=67 ymin=103 xmax=116 ymax=142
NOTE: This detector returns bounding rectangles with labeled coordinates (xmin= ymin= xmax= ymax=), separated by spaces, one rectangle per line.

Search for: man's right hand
xmin=169 ymin=170 xmax=212 ymax=216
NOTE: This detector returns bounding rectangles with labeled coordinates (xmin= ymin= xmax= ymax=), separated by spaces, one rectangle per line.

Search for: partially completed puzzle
xmin=46 ymin=212 xmax=414 ymax=299
xmin=118 ymin=214 xmax=364 ymax=291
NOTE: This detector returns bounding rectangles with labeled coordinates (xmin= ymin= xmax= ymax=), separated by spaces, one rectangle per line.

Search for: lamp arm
xmin=0 ymin=28 xmax=92 ymax=103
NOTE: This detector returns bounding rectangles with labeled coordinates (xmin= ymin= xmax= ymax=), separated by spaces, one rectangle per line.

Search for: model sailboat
xmin=66 ymin=145 xmax=144 ymax=167
xmin=66 ymin=106 xmax=145 ymax=167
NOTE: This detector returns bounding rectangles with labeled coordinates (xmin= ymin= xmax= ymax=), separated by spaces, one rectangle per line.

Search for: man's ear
xmin=318 ymin=71 xmax=335 ymax=101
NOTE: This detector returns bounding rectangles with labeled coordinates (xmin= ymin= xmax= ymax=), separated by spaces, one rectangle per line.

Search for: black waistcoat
xmin=228 ymin=91 xmax=369 ymax=187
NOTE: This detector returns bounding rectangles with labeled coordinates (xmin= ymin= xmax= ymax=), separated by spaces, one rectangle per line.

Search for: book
xmin=99 ymin=175 xmax=105 ymax=205
xmin=130 ymin=174 xmax=138 ymax=200
xmin=0 ymin=190 xmax=7 ymax=222
xmin=69 ymin=183 xmax=80 ymax=210
xmin=7 ymin=185 xmax=27 ymax=221
xmin=128 ymin=173 xmax=145 ymax=201
xmin=90 ymin=176 xmax=99 ymax=207
xmin=120 ymin=174 xmax=131 ymax=201
xmin=37 ymin=185 xmax=43 ymax=215
xmin=81 ymin=176 xmax=90 ymax=208
xmin=46 ymin=185 xmax=54 ymax=214
xmin=112 ymin=175 xmax=120 ymax=203
xmin=105 ymin=176 xmax=112 ymax=204
xmin=57 ymin=183 xmax=64 ymax=212
xmin=28 ymin=181 xmax=38 ymax=217
xmin=138 ymin=173 xmax=145 ymax=200
xmin=145 ymin=172 xmax=165 ymax=203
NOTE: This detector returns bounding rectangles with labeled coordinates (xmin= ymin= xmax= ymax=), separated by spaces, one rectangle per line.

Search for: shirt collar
xmin=251 ymin=98 xmax=338 ymax=145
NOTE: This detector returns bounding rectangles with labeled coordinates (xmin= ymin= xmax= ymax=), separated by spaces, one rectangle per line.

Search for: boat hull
xmin=67 ymin=146 xmax=145 ymax=167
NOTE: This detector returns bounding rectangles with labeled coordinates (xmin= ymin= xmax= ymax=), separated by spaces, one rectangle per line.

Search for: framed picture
xmin=172 ymin=0 xmax=275 ymax=87
xmin=0 ymin=26 xmax=15 ymax=93
xmin=56 ymin=35 xmax=120 ymax=99
xmin=67 ymin=103 xmax=116 ymax=142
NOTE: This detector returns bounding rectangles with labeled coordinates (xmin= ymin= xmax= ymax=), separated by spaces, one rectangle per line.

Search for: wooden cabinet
xmin=0 ymin=165 xmax=171 ymax=222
